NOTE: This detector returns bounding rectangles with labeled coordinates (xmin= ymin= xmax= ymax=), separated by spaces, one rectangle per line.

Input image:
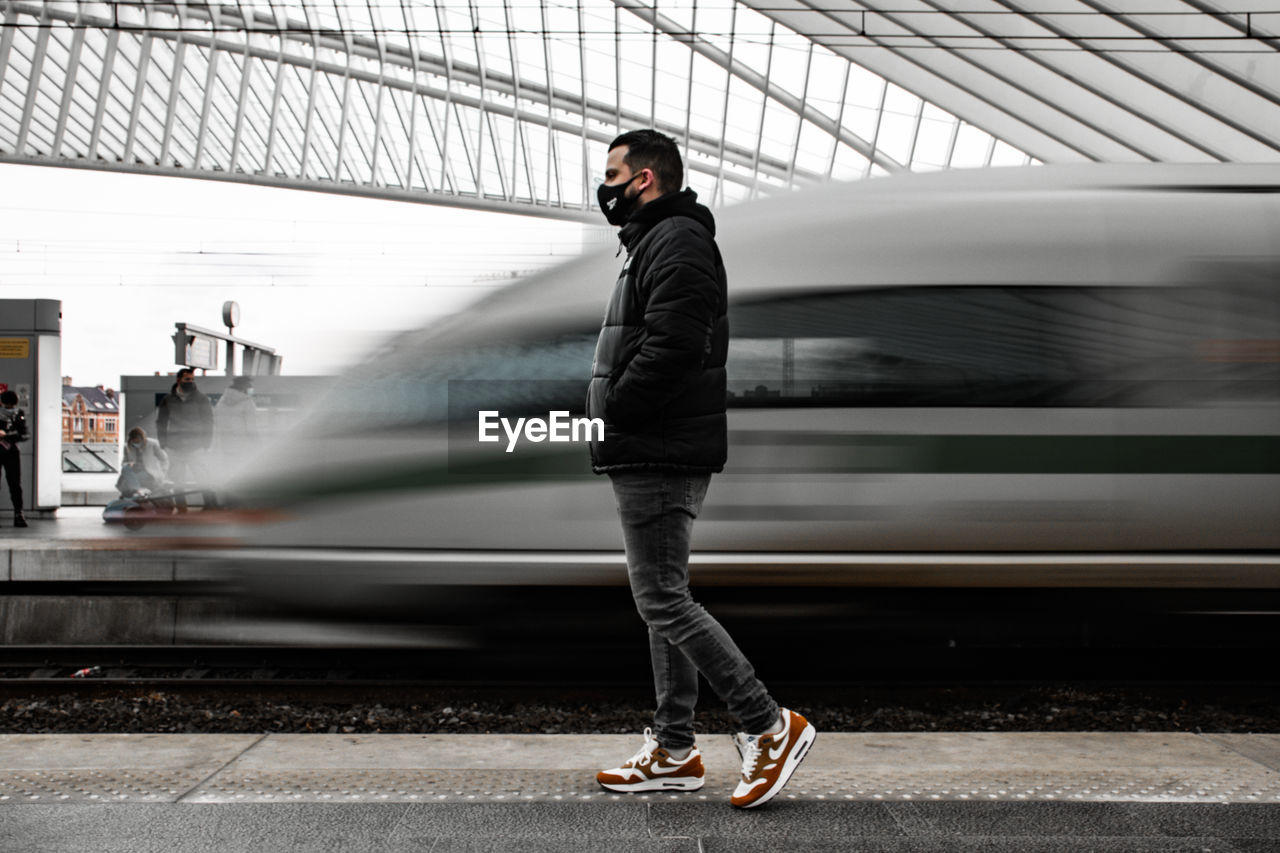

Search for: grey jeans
xmin=609 ymin=471 xmax=779 ymax=751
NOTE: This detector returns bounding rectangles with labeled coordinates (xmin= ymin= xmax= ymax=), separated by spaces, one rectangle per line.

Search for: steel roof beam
xmin=539 ymin=0 xmax=560 ymax=205
xmin=825 ymin=61 xmax=851 ymax=179
xmin=15 ymin=4 xmax=51 ymax=154
xmin=332 ymin=62 xmax=354 ymax=181
xmin=122 ymin=32 xmax=154 ymax=164
xmin=578 ymin=0 xmax=589 ymax=208
xmin=400 ymin=0 xmax=424 ymax=192
xmin=86 ymin=28 xmax=119 ymax=161
xmin=451 ymin=101 xmax=482 ymax=193
xmin=1175 ymin=0 xmax=1280 ymax=52
xmin=9 ymin=0 xmax=810 ymax=183
xmin=52 ymin=18 xmax=87 ymax=156
xmin=713 ymin=2 xmax=737 ymax=206
xmin=863 ymin=76 xmax=887 ymax=179
xmin=158 ymin=23 xmax=187 ymax=165
xmin=0 ymin=151 xmax=597 ymax=220
xmin=466 ymin=0 xmax=489 ymax=197
xmin=297 ymin=17 xmax=320 ymax=176
xmin=173 ymin=1 xmax=805 ymax=176
xmin=230 ymin=41 xmax=257 ymax=173
xmin=263 ymin=31 xmax=290 ymax=174
xmin=782 ymin=0 xmax=1165 ymax=162
xmin=193 ymin=6 xmax=222 ymax=168
xmin=788 ymin=43 xmax=815 ymax=188
xmin=681 ymin=0 xmax=697 ymax=171
xmin=905 ymin=93 xmax=924 ymax=169
xmin=1003 ymin=0 xmax=1280 ymax=154
xmin=610 ymin=0 xmax=904 ymax=174
xmin=750 ymin=21 xmax=778 ymax=200
xmin=501 ymin=0 xmax=520 ymax=201
xmin=424 ymin=88 xmax=461 ymax=196
xmin=0 ymin=3 xmax=18 ymax=98
xmin=731 ymin=2 xmax=1098 ymax=163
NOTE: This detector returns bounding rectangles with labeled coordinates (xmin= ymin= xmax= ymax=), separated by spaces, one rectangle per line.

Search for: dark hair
xmin=608 ymin=129 xmax=683 ymax=195
xmin=128 ymin=427 xmax=146 ymax=442
xmin=0 ymin=390 xmax=16 ymax=406
xmin=176 ymin=368 xmax=194 ymax=381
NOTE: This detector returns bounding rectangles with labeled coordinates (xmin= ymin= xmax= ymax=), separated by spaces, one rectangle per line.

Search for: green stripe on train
xmin=238 ymin=434 xmax=1280 ymax=507
xmin=787 ymin=434 xmax=1280 ymax=475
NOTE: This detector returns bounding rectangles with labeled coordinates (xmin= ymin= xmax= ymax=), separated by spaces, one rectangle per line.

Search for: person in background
xmin=213 ymin=375 xmax=258 ymax=460
xmin=116 ymin=427 xmax=170 ymax=498
xmin=0 ymin=389 xmax=29 ymax=527
xmin=156 ymin=368 xmax=217 ymax=510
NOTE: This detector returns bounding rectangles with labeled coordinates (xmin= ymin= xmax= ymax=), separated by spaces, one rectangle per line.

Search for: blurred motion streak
xmin=169 ymin=165 xmax=1280 ymax=661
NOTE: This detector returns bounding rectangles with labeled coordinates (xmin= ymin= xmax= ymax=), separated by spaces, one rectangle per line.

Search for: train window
xmin=727 ymin=282 xmax=1280 ymax=407
xmin=323 ymin=331 xmax=599 ymax=430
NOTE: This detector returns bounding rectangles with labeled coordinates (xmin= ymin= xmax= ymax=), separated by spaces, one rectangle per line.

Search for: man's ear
xmin=638 ymin=167 xmax=655 ymax=193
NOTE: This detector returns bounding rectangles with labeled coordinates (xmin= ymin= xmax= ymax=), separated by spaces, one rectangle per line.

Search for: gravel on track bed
xmin=2 ymin=685 xmax=1277 ymax=734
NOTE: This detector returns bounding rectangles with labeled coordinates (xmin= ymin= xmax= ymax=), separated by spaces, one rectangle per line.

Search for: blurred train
xmin=201 ymin=164 xmax=1280 ymax=672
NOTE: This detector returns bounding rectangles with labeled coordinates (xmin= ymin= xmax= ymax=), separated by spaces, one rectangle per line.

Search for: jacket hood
xmin=218 ymin=387 xmax=253 ymax=407
xmin=618 ymin=189 xmax=715 ymax=250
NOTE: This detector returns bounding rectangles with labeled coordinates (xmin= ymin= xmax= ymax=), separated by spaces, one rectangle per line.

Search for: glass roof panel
xmin=0 ymin=0 xmax=1143 ymax=217
xmin=912 ymin=113 xmax=956 ymax=169
xmin=951 ymin=123 xmax=994 ymax=168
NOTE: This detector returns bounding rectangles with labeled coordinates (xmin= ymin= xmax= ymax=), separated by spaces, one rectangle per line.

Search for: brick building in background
xmin=62 ymin=379 xmax=120 ymax=444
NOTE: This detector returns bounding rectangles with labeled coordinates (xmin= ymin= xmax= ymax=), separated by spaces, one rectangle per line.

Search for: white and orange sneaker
xmin=730 ymin=708 xmax=816 ymax=808
xmin=597 ymin=728 xmax=706 ymax=793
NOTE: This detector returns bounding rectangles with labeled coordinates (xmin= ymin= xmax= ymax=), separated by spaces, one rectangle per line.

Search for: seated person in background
xmin=116 ymin=427 xmax=170 ymax=498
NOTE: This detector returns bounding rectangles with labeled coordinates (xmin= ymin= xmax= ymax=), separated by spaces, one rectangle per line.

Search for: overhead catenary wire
xmin=16 ymin=0 xmax=1278 ymax=20
xmin=3 ymin=2 xmax=1278 ymax=55
xmin=5 ymin=22 xmax=1279 ymax=54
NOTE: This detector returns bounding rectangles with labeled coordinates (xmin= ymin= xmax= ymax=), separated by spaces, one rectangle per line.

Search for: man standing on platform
xmin=587 ymin=129 xmax=815 ymax=809
xmin=156 ymin=368 xmax=217 ymax=510
xmin=0 ymin=389 xmax=29 ymax=527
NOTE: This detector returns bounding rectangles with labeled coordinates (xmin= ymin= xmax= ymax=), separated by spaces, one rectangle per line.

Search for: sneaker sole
xmin=734 ymin=723 xmax=816 ymax=809
xmin=598 ymin=775 xmax=705 ymax=793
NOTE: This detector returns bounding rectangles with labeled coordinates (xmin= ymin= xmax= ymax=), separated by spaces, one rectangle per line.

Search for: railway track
xmin=5 ymin=580 xmax=1280 ymax=686
xmin=2 ymin=640 xmax=1280 ymax=691
xmin=3 ymin=675 xmax=1278 ymax=737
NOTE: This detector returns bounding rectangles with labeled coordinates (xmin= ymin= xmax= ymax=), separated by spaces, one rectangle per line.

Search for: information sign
xmin=0 ymin=338 xmax=31 ymax=359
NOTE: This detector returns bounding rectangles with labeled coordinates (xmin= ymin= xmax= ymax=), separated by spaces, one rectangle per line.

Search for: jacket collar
xmin=617 ymin=189 xmax=716 ymax=251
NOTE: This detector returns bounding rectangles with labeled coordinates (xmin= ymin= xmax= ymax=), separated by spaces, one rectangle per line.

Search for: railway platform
xmin=0 ymin=507 xmax=248 ymax=648
xmin=1 ymin=732 xmax=1279 ymax=851
xmin=0 ymin=506 xmax=238 ymax=582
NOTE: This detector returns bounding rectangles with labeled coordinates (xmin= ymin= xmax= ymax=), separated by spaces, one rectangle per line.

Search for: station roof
xmin=0 ymin=1 xmax=1277 ymax=217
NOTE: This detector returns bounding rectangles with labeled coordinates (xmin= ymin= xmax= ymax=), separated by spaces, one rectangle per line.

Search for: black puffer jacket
xmin=587 ymin=189 xmax=728 ymax=473
xmin=156 ymin=384 xmax=214 ymax=452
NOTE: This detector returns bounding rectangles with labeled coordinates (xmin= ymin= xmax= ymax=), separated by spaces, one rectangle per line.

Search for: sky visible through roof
xmin=0 ymin=0 xmax=1046 ymax=387
xmin=0 ymin=162 xmax=595 ymax=384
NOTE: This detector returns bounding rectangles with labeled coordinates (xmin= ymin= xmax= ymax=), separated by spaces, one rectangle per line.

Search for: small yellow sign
xmin=0 ymin=338 xmax=31 ymax=359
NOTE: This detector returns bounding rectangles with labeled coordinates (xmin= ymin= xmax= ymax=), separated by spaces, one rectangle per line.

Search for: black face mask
xmin=596 ymin=173 xmax=642 ymax=227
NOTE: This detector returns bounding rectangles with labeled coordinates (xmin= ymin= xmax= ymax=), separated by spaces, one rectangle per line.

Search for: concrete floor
xmin=1 ymin=733 xmax=1278 ymax=851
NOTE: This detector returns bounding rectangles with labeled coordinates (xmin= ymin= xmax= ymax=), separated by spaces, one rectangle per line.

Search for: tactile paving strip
xmin=795 ymin=769 xmax=1280 ymax=803
xmin=6 ymin=768 xmax=1280 ymax=804
xmin=0 ymin=769 xmax=203 ymax=803
xmin=182 ymin=770 xmax=729 ymax=804
xmin=179 ymin=769 xmax=1280 ymax=804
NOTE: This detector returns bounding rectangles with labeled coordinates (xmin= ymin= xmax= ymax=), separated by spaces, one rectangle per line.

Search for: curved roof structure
xmin=1 ymin=1 xmax=1277 ymax=219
